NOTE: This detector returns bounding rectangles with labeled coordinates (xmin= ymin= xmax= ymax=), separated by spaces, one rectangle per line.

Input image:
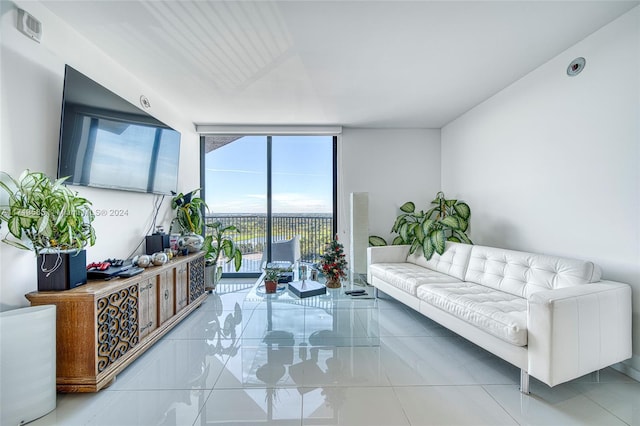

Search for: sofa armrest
xmin=367 ymin=245 xmax=410 ymax=283
xmin=527 ymin=281 xmax=632 ymax=386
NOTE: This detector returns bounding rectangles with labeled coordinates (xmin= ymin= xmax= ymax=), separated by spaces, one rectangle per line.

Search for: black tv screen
xmin=57 ymin=65 xmax=180 ymax=195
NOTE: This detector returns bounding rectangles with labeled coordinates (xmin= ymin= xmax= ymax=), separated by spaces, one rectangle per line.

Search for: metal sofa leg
xmin=520 ymin=369 xmax=530 ymax=394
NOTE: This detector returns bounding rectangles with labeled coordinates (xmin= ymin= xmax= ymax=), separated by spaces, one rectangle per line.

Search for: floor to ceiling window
xmin=202 ymin=135 xmax=336 ymax=276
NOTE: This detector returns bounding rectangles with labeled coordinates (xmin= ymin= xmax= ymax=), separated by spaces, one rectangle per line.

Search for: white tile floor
xmin=30 ymin=279 xmax=639 ymax=426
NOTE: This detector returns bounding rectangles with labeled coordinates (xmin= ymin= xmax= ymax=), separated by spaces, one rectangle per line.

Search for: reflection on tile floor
xmin=30 ymin=280 xmax=639 ymax=426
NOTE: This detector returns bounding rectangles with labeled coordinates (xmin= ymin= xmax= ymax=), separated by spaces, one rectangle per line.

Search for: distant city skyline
xmin=204 ymin=135 xmax=333 ymax=213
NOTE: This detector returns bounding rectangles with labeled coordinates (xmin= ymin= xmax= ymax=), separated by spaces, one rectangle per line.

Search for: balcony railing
xmin=204 ymin=214 xmax=333 ymax=274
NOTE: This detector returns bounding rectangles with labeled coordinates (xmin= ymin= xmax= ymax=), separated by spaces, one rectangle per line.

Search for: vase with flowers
xmin=319 ymin=235 xmax=348 ymax=288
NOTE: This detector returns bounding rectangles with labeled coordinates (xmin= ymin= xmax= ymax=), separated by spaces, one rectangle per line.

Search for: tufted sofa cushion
xmin=368 ymin=262 xmax=462 ymax=296
xmin=464 ymin=246 xmax=602 ymax=299
xmin=407 ymin=241 xmax=473 ymax=281
xmin=416 ymin=282 xmax=528 ymax=345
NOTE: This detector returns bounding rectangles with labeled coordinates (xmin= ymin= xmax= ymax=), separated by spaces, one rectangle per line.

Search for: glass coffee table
xmin=243 ymin=274 xmax=378 ymax=347
xmin=239 ymin=274 xmax=379 ymax=389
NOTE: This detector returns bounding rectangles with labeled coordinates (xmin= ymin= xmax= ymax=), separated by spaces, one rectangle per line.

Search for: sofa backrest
xmin=464 ymin=245 xmax=602 ymax=298
xmin=406 ymin=242 xmax=472 ymax=281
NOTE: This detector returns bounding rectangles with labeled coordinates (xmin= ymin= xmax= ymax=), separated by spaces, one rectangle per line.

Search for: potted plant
xmin=0 ymin=170 xmax=96 ymax=290
xmin=263 ymin=267 xmax=280 ymax=294
xmin=202 ymin=221 xmax=243 ymax=291
xmin=171 ymin=189 xmax=206 ymax=252
xmin=369 ymin=191 xmax=472 ymax=260
xmin=319 ymin=236 xmax=347 ymax=288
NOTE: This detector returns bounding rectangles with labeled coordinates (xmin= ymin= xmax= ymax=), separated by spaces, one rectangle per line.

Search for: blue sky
xmin=204 ymin=136 xmax=333 ymax=213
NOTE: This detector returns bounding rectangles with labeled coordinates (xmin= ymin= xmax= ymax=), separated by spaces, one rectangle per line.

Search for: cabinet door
xmin=96 ymin=284 xmax=139 ymax=373
xmin=158 ymin=270 xmax=175 ymax=325
xmin=138 ymin=278 xmax=157 ymax=340
xmin=175 ymin=265 xmax=188 ymax=313
xmin=189 ymin=257 xmax=205 ymax=302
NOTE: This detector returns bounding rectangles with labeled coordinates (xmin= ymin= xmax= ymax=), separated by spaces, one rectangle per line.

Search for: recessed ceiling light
xmin=567 ymin=57 xmax=586 ymax=77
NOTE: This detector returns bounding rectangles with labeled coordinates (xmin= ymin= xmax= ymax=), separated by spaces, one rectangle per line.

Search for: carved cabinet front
xmin=25 ymin=252 xmax=206 ymax=392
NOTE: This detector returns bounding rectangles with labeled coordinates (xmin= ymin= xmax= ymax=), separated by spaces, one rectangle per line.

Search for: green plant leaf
xmin=391 ymin=236 xmax=405 ymax=245
xmin=7 ymin=216 xmax=22 ymax=239
xmin=424 ymin=206 xmax=438 ymax=219
xmin=409 ymin=239 xmax=420 ymax=254
xmin=422 ymin=219 xmax=435 ymax=234
xmin=391 ymin=214 xmax=407 ymax=233
xmin=431 ymin=229 xmax=446 ymax=254
xmin=453 ymin=230 xmax=472 ymax=244
xmin=454 ymin=202 xmax=471 ymax=220
xmin=233 ymin=251 xmax=242 ymax=271
xmin=447 ymin=236 xmax=461 ymax=243
xmin=457 ymin=217 xmax=468 ymax=232
xmin=399 ymin=222 xmax=410 ymax=243
xmin=37 ymin=211 xmax=50 ymax=234
xmin=414 ymin=223 xmax=424 ymax=243
xmin=439 ymin=215 xmax=460 ymax=229
xmin=445 ymin=199 xmax=457 ymax=207
xmin=2 ymin=238 xmax=30 ymax=251
xmin=368 ymin=235 xmax=387 ymax=246
xmin=399 ymin=201 xmax=415 ymax=213
xmin=422 ymin=238 xmax=435 ymax=259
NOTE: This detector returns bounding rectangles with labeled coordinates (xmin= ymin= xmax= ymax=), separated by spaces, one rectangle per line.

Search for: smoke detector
xmin=567 ymin=57 xmax=586 ymax=77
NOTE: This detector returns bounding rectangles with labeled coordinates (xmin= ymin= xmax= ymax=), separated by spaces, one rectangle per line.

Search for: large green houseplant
xmin=202 ymin=221 xmax=243 ymax=291
xmin=369 ymin=191 xmax=472 ymax=260
xmin=0 ymin=170 xmax=96 ymax=290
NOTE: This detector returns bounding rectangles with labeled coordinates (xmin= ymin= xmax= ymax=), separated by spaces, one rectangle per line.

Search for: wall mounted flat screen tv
xmin=57 ymin=65 xmax=180 ymax=195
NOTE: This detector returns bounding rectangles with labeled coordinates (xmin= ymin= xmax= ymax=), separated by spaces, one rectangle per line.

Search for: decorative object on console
xmin=369 ymin=191 xmax=472 ymax=260
xmin=0 ymin=169 xmax=96 ymax=290
xmin=202 ymin=221 xmax=243 ymax=291
xmin=134 ymin=254 xmax=151 ymax=268
xmin=152 ymin=252 xmax=168 ymax=266
xmin=319 ymin=235 xmax=347 ymax=288
xmin=177 ymin=233 xmax=204 ymax=254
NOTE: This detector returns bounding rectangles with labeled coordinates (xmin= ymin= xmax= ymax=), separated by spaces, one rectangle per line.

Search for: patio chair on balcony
xmin=262 ymin=235 xmax=301 ymax=266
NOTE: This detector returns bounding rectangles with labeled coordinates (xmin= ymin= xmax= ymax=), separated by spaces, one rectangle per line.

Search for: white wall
xmin=442 ymin=7 xmax=640 ymax=375
xmin=0 ymin=1 xmax=200 ymax=311
xmin=339 ymin=128 xmax=441 ymax=263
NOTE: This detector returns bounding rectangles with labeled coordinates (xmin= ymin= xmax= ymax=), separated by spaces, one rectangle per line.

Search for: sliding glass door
xmin=202 ymin=135 xmax=335 ymax=276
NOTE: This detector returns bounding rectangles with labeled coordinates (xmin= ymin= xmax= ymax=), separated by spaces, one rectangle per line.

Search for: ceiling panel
xmin=41 ymin=1 xmax=639 ymax=128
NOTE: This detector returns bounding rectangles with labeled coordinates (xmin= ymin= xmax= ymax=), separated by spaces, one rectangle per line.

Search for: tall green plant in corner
xmin=369 ymin=191 xmax=472 ymax=260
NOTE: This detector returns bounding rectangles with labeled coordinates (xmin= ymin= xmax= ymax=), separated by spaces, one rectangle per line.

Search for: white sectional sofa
xmin=367 ymin=242 xmax=632 ymax=393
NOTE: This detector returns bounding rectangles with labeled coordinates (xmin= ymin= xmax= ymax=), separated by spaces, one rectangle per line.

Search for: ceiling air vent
xmin=17 ymin=8 xmax=42 ymax=43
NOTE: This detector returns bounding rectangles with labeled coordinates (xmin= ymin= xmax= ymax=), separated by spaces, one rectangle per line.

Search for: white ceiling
xmin=42 ymin=1 xmax=638 ymax=128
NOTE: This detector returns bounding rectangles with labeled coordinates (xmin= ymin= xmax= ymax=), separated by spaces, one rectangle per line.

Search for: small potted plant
xmin=263 ymin=267 xmax=280 ymax=294
xmin=319 ymin=235 xmax=348 ymax=288
xmin=0 ymin=170 xmax=96 ymax=290
xmin=202 ymin=221 xmax=243 ymax=291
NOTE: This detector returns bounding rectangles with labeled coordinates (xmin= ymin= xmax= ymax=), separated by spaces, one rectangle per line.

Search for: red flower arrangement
xmin=319 ymin=235 xmax=348 ymax=288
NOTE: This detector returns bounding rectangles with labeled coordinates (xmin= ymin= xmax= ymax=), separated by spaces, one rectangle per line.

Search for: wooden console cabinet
xmin=25 ymin=252 xmax=206 ymax=392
